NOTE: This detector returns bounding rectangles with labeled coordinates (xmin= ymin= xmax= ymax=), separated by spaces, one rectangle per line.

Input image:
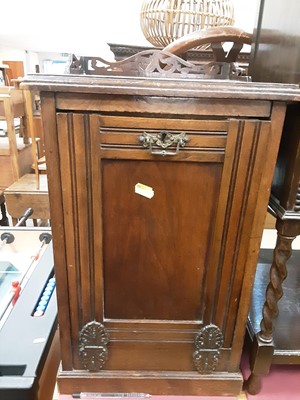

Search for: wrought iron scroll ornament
xmin=193 ymin=324 xmax=224 ymax=373
xmin=139 ymin=131 xmax=188 ymax=156
xmin=79 ymin=321 xmax=109 ymax=371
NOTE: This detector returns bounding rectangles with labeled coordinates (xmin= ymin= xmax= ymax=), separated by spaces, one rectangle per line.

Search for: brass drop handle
xmin=139 ymin=131 xmax=188 ymax=156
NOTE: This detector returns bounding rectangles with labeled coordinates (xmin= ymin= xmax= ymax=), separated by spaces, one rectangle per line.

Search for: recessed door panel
xmin=102 ymin=160 xmax=222 ymax=320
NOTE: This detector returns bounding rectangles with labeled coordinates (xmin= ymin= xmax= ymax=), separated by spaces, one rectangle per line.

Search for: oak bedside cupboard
xmin=21 ymin=47 xmax=300 ymax=396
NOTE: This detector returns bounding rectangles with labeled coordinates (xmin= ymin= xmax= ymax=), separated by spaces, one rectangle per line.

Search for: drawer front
xmin=56 ymin=93 xmax=272 ymax=118
xmin=99 ymin=115 xmax=228 ymax=162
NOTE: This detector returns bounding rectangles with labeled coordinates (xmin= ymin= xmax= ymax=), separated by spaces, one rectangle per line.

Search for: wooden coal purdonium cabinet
xmin=21 ymin=51 xmax=300 ymax=396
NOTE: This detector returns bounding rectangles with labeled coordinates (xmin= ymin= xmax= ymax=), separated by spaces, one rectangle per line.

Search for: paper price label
xmin=135 ymin=183 xmax=154 ymax=199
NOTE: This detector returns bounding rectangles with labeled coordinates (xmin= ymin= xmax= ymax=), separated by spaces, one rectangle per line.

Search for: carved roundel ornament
xmin=79 ymin=321 xmax=109 ymax=371
xmin=193 ymin=324 xmax=224 ymax=373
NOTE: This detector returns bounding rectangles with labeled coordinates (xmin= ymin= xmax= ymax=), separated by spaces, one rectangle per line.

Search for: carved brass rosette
xmin=193 ymin=324 xmax=224 ymax=373
xmin=79 ymin=321 xmax=109 ymax=371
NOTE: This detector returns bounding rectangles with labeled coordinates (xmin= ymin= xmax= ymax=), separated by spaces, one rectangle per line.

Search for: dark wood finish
xmin=20 ymin=71 xmax=300 ymax=396
xmin=249 ymin=0 xmax=300 ymax=84
xmin=245 ymin=2 xmax=300 ymax=393
xmin=246 ymin=242 xmax=300 ymax=394
xmin=246 ymin=130 xmax=300 ymax=394
xmin=249 ymin=249 xmax=300 ymax=357
xmin=103 ymin=160 xmax=221 ymax=320
xmin=271 ymin=105 xmax=300 ymax=213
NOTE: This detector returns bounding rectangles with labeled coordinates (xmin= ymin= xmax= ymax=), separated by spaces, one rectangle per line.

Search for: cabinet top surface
xmin=20 ymin=73 xmax=300 ymax=102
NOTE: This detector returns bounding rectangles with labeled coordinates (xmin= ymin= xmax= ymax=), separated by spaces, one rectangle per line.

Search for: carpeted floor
xmin=241 ymin=347 xmax=300 ymax=400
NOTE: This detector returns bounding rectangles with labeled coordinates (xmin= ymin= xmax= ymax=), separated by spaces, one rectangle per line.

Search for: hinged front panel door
xmin=55 ymin=111 xmax=272 ymax=374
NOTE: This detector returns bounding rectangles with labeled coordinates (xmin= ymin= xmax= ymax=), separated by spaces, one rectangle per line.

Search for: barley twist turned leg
xmin=245 ymin=219 xmax=299 ymax=395
xmin=259 ymin=232 xmax=292 ymax=341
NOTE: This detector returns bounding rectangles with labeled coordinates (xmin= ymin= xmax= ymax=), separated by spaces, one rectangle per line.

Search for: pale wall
xmin=0 ymin=0 xmax=259 ymax=70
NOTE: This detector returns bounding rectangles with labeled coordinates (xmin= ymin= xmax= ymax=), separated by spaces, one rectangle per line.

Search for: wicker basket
xmin=140 ymin=0 xmax=235 ymax=48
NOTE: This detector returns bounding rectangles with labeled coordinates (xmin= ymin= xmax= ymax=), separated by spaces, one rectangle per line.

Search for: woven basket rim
xmin=140 ymin=0 xmax=235 ymax=48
